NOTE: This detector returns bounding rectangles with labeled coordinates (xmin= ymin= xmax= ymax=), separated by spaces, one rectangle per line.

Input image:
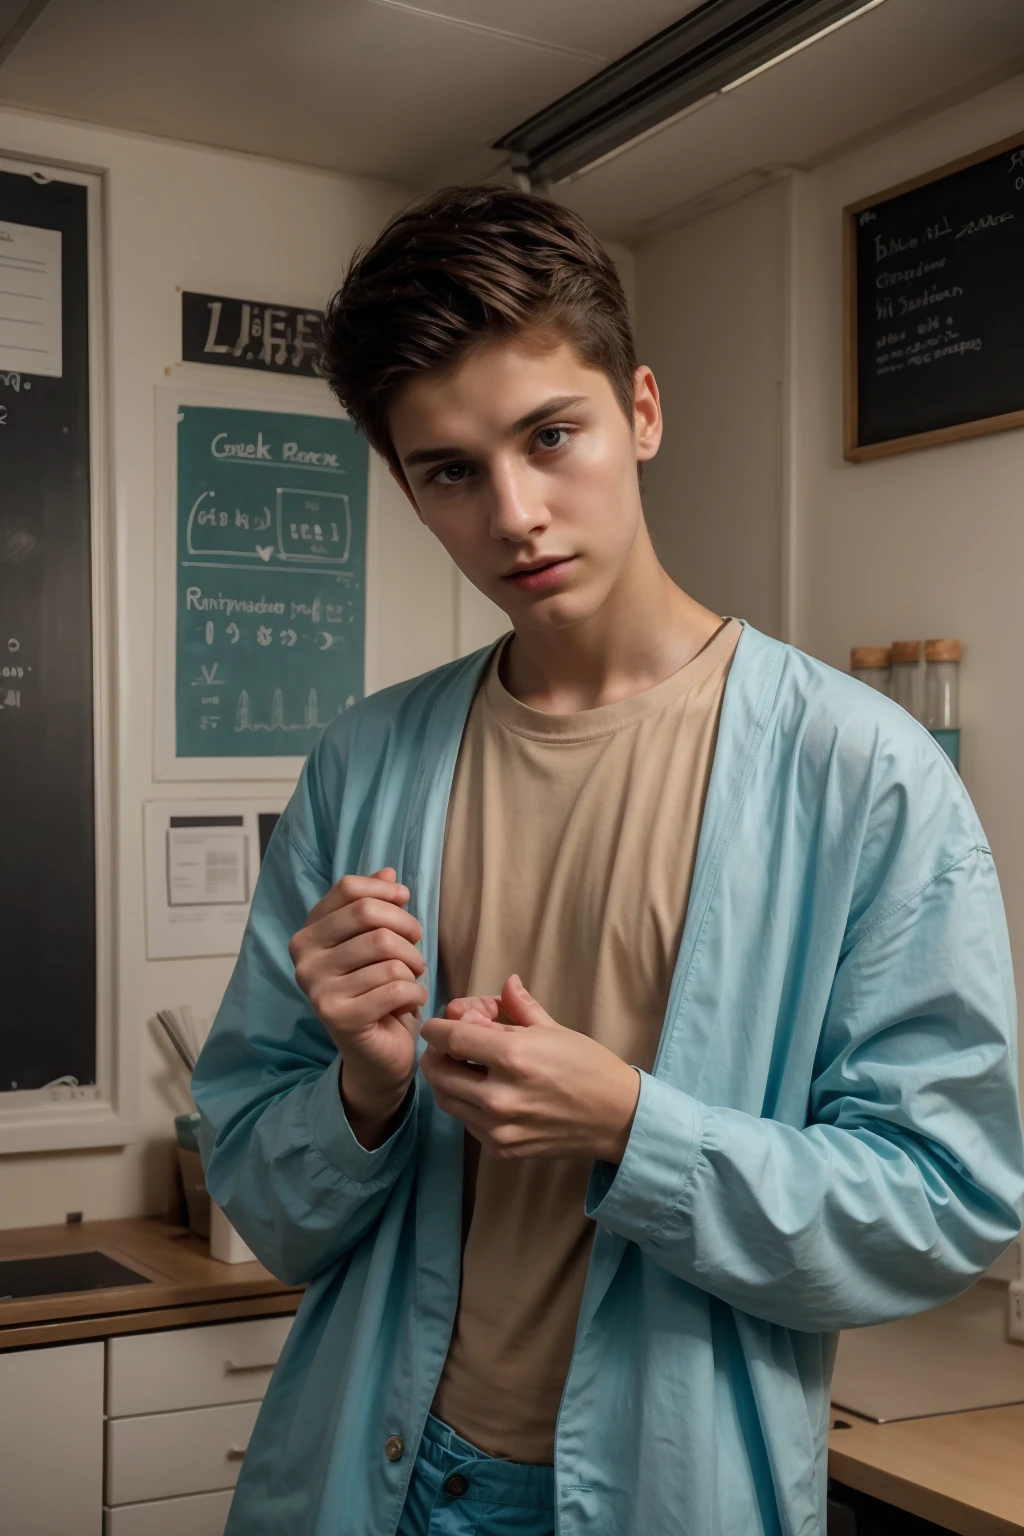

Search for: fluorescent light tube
xmin=720 ymin=0 xmax=887 ymax=91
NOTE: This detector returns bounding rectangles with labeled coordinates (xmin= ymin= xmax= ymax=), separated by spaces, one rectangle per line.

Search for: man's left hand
xmin=419 ymin=974 xmax=640 ymax=1163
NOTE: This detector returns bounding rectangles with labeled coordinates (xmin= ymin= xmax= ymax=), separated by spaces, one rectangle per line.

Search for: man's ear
xmin=389 ymin=461 xmax=425 ymax=524
xmin=633 ymin=364 xmax=663 ymax=464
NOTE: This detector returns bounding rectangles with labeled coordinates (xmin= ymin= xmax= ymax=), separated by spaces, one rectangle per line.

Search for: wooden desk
xmin=0 ymin=1217 xmax=303 ymax=1351
xmin=829 ymin=1404 xmax=1024 ymax=1535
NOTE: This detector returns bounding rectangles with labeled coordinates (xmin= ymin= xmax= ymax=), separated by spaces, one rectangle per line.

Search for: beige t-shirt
xmin=430 ymin=617 xmax=741 ymax=1464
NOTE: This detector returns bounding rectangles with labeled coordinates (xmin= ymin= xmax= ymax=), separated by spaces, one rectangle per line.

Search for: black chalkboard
xmin=0 ymin=167 xmax=96 ymax=1092
xmin=844 ymin=131 xmax=1024 ymax=459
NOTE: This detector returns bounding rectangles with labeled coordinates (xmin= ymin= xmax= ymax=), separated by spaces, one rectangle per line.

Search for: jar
xmin=850 ymin=646 xmax=891 ymax=696
xmin=924 ymin=638 xmax=960 ymax=769
xmin=890 ymin=640 xmax=923 ymax=720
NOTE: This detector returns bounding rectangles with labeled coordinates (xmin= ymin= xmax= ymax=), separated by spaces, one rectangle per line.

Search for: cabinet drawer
xmin=106 ymin=1315 xmax=293 ymax=1416
xmin=106 ymin=1400 xmax=260 ymax=1505
xmin=105 ymin=1489 xmax=234 ymax=1536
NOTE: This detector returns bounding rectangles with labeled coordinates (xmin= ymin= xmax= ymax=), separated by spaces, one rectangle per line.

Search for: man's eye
xmin=432 ymin=463 xmax=472 ymax=486
xmin=535 ymin=426 xmax=570 ymax=451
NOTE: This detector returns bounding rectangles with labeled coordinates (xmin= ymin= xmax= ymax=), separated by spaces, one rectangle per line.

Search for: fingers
xmin=331 ymin=957 xmax=422 ymax=999
xmin=308 ymin=894 xmax=423 ymax=948
xmin=295 ymin=917 xmax=425 ymax=975
xmin=420 ymin=1045 xmax=521 ymax=1153
xmin=420 ymin=1013 xmax=514 ymax=1068
xmin=313 ymin=976 xmax=429 ymax=1037
xmin=293 ymin=930 xmax=427 ymax=1012
xmin=420 ymin=1044 xmax=490 ymax=1106
xmin=500 ymin=975 xmax=554 ymax=1027
xmin=445 ymin=994 xmax=502 ymax=1021
xmin=305 ymin=869 xmax=410 ymax=926
xmin=291 ymin=897 xmax=424 ymax=972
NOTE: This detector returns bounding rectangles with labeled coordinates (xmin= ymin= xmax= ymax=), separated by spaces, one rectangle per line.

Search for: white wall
xmin=633 ymin=182 xmax=787 ymax=637
xmin=788 ymin=75 xmax=1024 ymax=1013
xmin=630 ymin=73 xmax=1024 ymax=1116
xmin=0 ymin=109 xmax=460 ymax=1227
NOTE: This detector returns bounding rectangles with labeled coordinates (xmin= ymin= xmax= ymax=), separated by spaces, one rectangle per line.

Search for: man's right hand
xmin=289 ymin=868 xmax=426 ymax=1146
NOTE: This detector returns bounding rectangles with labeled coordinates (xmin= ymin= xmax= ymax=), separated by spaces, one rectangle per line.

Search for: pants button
xmin=443 ymin=1474 xmax=468 ymax=1497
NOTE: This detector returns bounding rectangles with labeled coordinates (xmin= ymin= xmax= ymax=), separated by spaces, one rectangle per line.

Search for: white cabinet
xmin=0 ymin=1314 xmax=291 ymax=1536
xmin=104 ymin=1314 xmax=292 ymax=1536
xmin=0 ymin=1340 xmax=104 ymax=1535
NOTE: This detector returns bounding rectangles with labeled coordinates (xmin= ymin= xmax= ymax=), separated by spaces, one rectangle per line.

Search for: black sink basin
xmin=0 ymin=1250 xmax=152 ymax=1301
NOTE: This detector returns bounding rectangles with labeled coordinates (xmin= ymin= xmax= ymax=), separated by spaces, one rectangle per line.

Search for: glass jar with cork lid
xmin=850 ymin=646 xmax=891 ymax=695
xmin=924 ymin=638 xmax=960 ymax=769
xmin=890 ymin=640 xmax=924 ymax=720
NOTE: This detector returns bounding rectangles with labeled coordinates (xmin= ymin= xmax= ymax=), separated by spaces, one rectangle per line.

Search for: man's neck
xmin=499 ymin=529 xmax=723 ymax=715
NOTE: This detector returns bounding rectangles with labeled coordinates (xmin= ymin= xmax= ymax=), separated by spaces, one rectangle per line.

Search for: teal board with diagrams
xmin=175 ymin=405 xmax=367 ymax=757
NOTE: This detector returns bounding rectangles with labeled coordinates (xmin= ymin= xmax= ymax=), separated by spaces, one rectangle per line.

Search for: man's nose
xmin=487 ymin=458 xmax=549 ymax=541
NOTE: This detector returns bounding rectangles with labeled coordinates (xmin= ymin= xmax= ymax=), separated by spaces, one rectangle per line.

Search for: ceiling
xmin=556 ymin=0 xmax=1024 ymax=239
xmin=0 ymin=0 xmax=697 ymax=185
xmin=0 ymin=0 xmax=1021 ymax=238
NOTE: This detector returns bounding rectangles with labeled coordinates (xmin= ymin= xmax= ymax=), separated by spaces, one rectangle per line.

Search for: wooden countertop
xmin=5 ymin=1217 xmax=1021 ymax=1533
xmin=829 ymin=1404 xmax=1024 ymax=1535
xmin=0 ymin=1217 xmax=303 ymax=1351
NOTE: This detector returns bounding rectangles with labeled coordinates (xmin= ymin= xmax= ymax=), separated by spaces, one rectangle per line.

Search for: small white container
xmin=209 ymin=1202 xmax=255 ymax=1264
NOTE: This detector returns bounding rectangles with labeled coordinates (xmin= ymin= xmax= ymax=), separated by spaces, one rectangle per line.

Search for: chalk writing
xmin=182 ymin=292 xmax=324 ymax=377
xmin=876 ymin=256 xmax=947 ymax=288
xmin=175 ymin=405 xmax=367 ymax=757
xmin=955 ymin=210 xmax=1013 ymax=238
xmin=0 ymin=637 xmax=31 ymax=712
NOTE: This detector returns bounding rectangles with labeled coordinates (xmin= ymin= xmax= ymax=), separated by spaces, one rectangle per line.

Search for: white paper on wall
xmin=144 ymin=798 xmax=285 ymax=959
xmin=0 ymin=220 xmax=62 ymax=377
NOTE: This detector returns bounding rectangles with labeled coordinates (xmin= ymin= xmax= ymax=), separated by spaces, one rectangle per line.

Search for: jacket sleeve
xmin=192 ymin=759 xmax=419 ymax=1287
xmin=585 ymin=844 xmax=1024 ymax=1331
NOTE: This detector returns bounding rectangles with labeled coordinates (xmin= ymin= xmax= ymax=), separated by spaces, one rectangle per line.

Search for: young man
xmin=193 ymin=187 xmax=1024 ymax=1536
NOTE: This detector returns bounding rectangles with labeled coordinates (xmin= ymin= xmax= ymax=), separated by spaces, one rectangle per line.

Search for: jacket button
xmin=384 ymin=1435 xmax=405 ymax=1461
xmin=444 ymin=1474 xmax=468 ymax=1497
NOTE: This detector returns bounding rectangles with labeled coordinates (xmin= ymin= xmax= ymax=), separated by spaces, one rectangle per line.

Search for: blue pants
xmin=396 ymin=1411 xmax=555 ymax=1536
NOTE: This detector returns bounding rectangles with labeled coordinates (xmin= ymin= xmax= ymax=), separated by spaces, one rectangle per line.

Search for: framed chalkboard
xmin=844 ymin=130 xmax=1024 ymax=460
xmin=154 ymin=388 xmax=368 ymax=780
xmin=0 ymin=158 xmax=126 ymax=1152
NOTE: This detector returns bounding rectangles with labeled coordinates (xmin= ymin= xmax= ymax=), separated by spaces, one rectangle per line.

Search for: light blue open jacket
xmin=193 ymin=622 xmax=1024 ymax=1536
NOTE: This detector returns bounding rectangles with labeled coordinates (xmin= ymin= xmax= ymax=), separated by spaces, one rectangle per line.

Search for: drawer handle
xmin=224 ymin=1359 xmax=276 ymax=1373
xmin=227 ymin=1444 xmax=249 ymax=1460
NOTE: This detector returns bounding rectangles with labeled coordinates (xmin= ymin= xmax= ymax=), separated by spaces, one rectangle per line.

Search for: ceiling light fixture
xmin=720 ymin=0 xmax=887 ymax=91
xmin=557 ymin=93 xmax=721 ymax=186
xmin=495 ymin=0 xmax=893 ymax=187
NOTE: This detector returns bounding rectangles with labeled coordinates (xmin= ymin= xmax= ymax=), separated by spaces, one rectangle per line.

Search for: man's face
xmin=388 ymin=335 xmax=662 ymax=633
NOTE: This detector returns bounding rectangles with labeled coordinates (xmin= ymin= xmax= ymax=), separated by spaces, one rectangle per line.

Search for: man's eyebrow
xmin=402 ymin=443 xmax=467 ymax=468
xmin=511 ymin=394 xmax=588 ymax=434
xmin=400 ymin=395 xmax=589 ymax=469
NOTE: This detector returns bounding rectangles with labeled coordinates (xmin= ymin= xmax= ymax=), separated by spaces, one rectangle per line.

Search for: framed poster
xmin=155 ymin=385 xmax=368 ymax=779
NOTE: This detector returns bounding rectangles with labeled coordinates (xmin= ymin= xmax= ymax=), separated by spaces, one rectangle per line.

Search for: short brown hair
xmin=320 ymin=185 xmax=636 ymax=468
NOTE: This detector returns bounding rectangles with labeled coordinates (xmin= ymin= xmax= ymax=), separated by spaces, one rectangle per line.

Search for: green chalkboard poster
xmin=172 ymin=404 xmax=367 ymax=760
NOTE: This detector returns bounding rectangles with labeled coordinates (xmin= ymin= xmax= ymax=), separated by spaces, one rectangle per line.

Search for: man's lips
xmin=503 ymin=557 xmax=572 ymax=577
xmin=502 ymin=556 xmax=578 ymax=592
